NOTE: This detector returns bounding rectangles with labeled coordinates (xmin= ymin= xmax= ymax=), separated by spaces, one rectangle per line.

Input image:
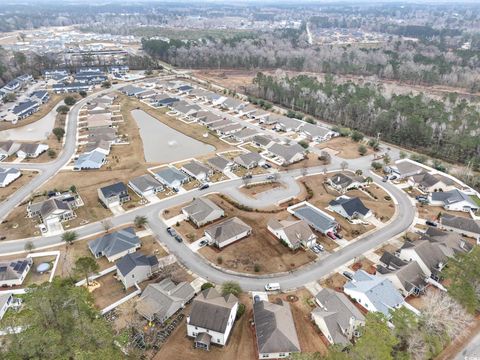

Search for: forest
xmin=248 ymin=72 xmax=480 ymax=169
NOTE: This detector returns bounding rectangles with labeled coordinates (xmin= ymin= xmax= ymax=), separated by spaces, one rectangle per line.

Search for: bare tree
xmin=407 ymin=330 xmax=428 ymax=360
xmin=319 ymin=151 xmax=331 ymax=165
xmin=301 ymin=165 xmax=308 ymax=177
xmin=24 ymin=241 xmax=35 ymax=253
xmin=102 ymin=219 xmax=112 ymax=233
xmin=340 ymin=161 xmax=349 ymax=171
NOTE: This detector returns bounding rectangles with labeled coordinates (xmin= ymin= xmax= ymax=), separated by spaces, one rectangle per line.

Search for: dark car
xmin=425 ymin=220 xmax=438 ymax=227
xmin=175 ymin=235 xmax=183 ymax=243
xmin=335 ymin=232 xmax=343 ymax=239
xmin=416 ymin=195 xmax=428 ymax=201
xmin=343 ymin=271 xmax=354 ymax=280
xmin=166 ymin=227 xmax=177 ymax=236
xmin=199 ymin=183 xmax=209 ymax=190
xmin=326 ymin=231 xmax=337 ymax=240
xmin=242 ymin=174 xmax=252 ymax=179
xmin=262 ymin=163 xmax=272 ymax=169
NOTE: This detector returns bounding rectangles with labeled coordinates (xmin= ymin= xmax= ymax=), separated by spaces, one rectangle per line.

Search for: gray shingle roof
xmin=155 ymin=167 xmax=189 ymax=185
xmin=205 ymin=217 xmax=251 ymax=245
xmin=116 ymin=252 xmax=158 ymax=277
xmin=129 ymin=174 xmax=163 ymax=193
xmin=88 ymin=227 xmax=140 ymax=259
xmin=267 ymin=143 xmax=304 ymax=162
xmin=293 ymin=205 xmax=337 ymax=233
xmin=431 ymin=189 xmax=477 ymax=208
xmin=440 ymin=214 xmax=480 ymax=234
xmin=181 ymin=161 xmax=211 ymax=177
xmin=0 ymin=168 xmax=20 ymax=184
xmin=234 ymin=152 xmax=262 ymax=167
xmin=182 ymin=198 xmax=223 ymax=225
xmin=206 ymin=155 xmax=231 ymax=171
xmin=329 ymin=196 xmax=370 ymax=217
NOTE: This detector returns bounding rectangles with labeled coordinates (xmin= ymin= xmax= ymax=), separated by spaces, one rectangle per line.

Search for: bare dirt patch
xmin=318 ymin=137 xmax=373 ymax=159
xmin=416 ymin=204 xmax=471 ymax=221
xmin=238 ymin=181 xmax=284 ymax=198
xmin=321 ymin=273 xmax=348 ymax=291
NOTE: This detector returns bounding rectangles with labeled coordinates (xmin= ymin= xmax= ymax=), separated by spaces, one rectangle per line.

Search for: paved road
xmin=455 ymin=332 xmax=480 ymax=360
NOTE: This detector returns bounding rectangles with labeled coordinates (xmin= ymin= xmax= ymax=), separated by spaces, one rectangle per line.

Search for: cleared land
xmin=317 ymin=137 xmax=374 ymax=159
xmin=0 ymin=170 xmax=38 ymax=202
xmin=238 ymin=181 xmax=284 ymax=198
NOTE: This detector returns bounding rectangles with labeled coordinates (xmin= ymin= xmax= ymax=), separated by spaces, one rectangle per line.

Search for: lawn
xmin=320 ymin=273 xmax=348 ymax=291
xmin=317 ymin=137 xmax=374 ymax=159
xmin=0 ymin=170 xmax=38 ymax=202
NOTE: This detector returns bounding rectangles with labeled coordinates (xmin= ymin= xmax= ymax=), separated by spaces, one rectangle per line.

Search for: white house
xmin=328 ymin=196 xmax=372 ymax=221
xmin=429 ymin=189 xmax=479 ymax=213
xmin=116 ymin=252 xmax=159 ymax=289
xmin=182 ymin=197 xmax=224 ymax=228
xmin=267 ymin=218 xmax=317 ymax=249
xmin=88 ymin=227 xmax=141 ymax=262
xmin=181 ymin=161 xmax=213 ymax=182
xmin=16 ymin=143 xmax=49 ymax=158
xmin=0 ymin=168 xmax=21 ymax=187
xmin=0 ymin=258 xmax=33 ymax=287
xmin=204 ymin=217 xmax=252 ymax=248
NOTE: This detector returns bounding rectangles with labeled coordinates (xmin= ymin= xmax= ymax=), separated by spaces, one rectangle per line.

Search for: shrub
xmin=79 ymin=91 xmax=87 ymax=98
xmin=298 ymin=140 xmax=309 ymax=149
xmin=351 ymin=130 xmax=364 ymax=142
xmin=384 ymin=195 xmax=392 ymax=201
xmin=371 ymin=161 xmax=383 ymax=170
xmin=64 ymin=96 xmax=76 ymax=106
xmin=53 ymin=127 xmax=65 ymax=141
xmin=254 ymin=264 xmax=261 ymax=272
xmin=201 ymin=282 xmax=214 ymax=291
xmin=47 ymin=149 xmax=56 ymax=158
xmin=236 ymin=303 xmax=246 ymax=320
xmin=358 ymin=144 xmax=368 ymax=156
xmin=57 ymin=105 xmax=70 ymax=114
xmin=217 ymin=256 xmax=223 ymax=264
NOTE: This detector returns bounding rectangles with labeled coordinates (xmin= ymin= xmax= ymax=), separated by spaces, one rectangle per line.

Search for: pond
xmin=131 ymin=109 xmax=215 ymax=163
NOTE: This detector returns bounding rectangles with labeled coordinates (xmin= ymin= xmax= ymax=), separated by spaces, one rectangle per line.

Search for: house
xmin=204 ymin=217 xmax=252 ymax=248
xmin=439 ymin=214 xmax=480 ymax=241
xmin=31 ymin=90 xmax=50 ymax=104
xmin=252 ymin=135 xmax=275 ymax=149
xmin=44 ymin=69 xmax=70 ymax=81
xmin=136 ymin=89 xmax=157 ymax=99
xmin=298 ymin=123 xmax=337 ymax=142
xmin=207 ymin=119 xmax=234 ymax=131
xmin=27 ymin=192 xmax=81 ymax=226
xmin=116 ymin=252 xmax=159 ymax=289
xmin=239 ymin=104 xmax=257 ymax=117
xmin=234 ymin=152 xmax=265 ymax=169
xmin=252 ymin=110 xmax=271 ymax=122
xmin=328 ymin=196 xmax=372 ymax=221
xmin=0 ymin=293 xmax=13 ymax=320
xmin=16 ymin=143 xmax=49 ymax=158
xmin=206 ymin=155 xmax=234 ymax=173
xmin=88 ymin=227 xmax=141 ymax=262
xmin=267 ymin=218 xmax=317 ymax=249
xmin=0 ymin=168 xmax=21 ymax=187
xmin=231 ymin=127 xmax=258 ymax=142
xmin=171 ymin=101 xmax=201 ymax=118
xmin=182 ymin=197 xmax=224 ymax=227
xmin=292 ymin=203 xmax=338 ymax=235
xmin=429 ymin=189 xmax=479 ymax=212
xmin=220 ymin=98 xmax=246 ymax=112
xmin=156 ymin=97 xmax=179 ymax=107
xmin=108 ymin=65 xmax=129 ymax=74
xmin=423 ymin=227 xmax=474 ymax=255
xmin=12 ymin=100 xmax=40 ymax=120
xmin=376 ymin=252 xmax=429 ymax=297
xmin=327 ymin=173 xmax=364 ymax=194
xmin=181 ymin=161 xmax=213 ymax=182
xmin=187 ymin=287 xmax=239 ymax=350
xmin=73 ymin=150 xmax=106 ymax=170
xmin=409 ymin=172 xmax=456 ymax=193
xmin=0 ymin=141 xmax=20 ymax=160
xmin=87 ymin=127 xmax=117 ymax=143
xmin=177 ymin=84 xmax=194 ymax=94
xmin=154 ymin=167 xmax=189 ymax=191
xmin=85 ymin=113 xmax=113 ymax=129
xmin=217 ymin=123 xmax=243 ymax=136
xmin=253 ymin=300 xmax=300 ymax=359
xmin=197 ymin=111 xmax=223 ymax=125
xmin=128 ymin=174 xmax=164 ymax=198
xmin=2 ymin=79 xmax=21 ymax=93
xmin=397 ymin=240 xmax=447 ymax=280
xmin=120 ymin=85 xmax=146 ymax=97
xmin=52 ymin=82 xmax=92 ymax=93
xmin=136 ymin=278 xmax=196 ymax=322
xmin=343 ymin=270 xmax=405 ymax=317
xmin=311 ymin=289 xmax=365 ymax=346
xmin=84 ymin=139 xmax=111 ymax=155
xmin=98 ymin=182 xmax=130 ymax=207
xmin=0 ymin=258 xmax=33 ymax=287
xmin=274 ymin=117 xmax=302 ymax=132
xmin=394 ymin=159 xmax=426 ymax=179
xmin=266 ymin=143 xmax=305 ymax=165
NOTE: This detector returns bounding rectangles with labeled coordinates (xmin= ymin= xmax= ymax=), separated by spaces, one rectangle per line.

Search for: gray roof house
xmin=311 ymin=288 xmax=365 ymax=346
xmin=88 ymin=227 xmax=141 ymax=262
xmin=292 ymin=203 xmax=338 ymax=235
xmin=410 ymin=172 xmax=456 ymax=193
xmin=155 ymin=167 xmax=189 ymax=190
xmin=0 ymin=258 xmax=33 ymax=287
xmin=74 ymin=150 xmax=106 ymax=170
xmin=181 ymin=161 xmax=213 ymax=182
xmin=429 ymin=189 xmax=479 ymax=212
xmin=328 ymin=196 xmax=372 ymax=221
xmin=423 ymin=227 xmax=473 ymax=255
xmin=252 ymin=135 xmax=275 ymax=149
xmin=136 ymin=278 xmax=195 ymax=323
xmin=267 ymin=143 xmax=305 ymax=165
xmin=97 ymin=182 xmax=130 ymax=207
xmin=0 ymin=141 xmax=20 ymax=159
xmin=116 ymin=252 xmax=159 ymax=289
xmin=234 ymin=152 xmax=264 ymax=169
xmin=343 ymin=270 xmax=404 ymax=318
xmin=394 ymin=160 xmax=425 ymax=179
xmin=439 ymin=214 xmax=480 ymax=241
xmin=0 ymin=293 xmax=13 ymax=320
xmin=187 ymin=287 xmax=239 ymax=349
xmin=267 ymin=218 xmax=317 ymax=249
xmin=128 ymin=174 xmax=164 ymax=198
xmin=327 ymin=173 xmax=364 ymax=194
xmin=204 ymin=217 xmax=252 ymax=248
xmin=182 ymin=197 xmax=224 ymax=227
xmin=253 ymin=300 xmax=301 ymax=358
xmin=27 ymin=192 xmax=81 ymax=226
xmin=206 ymin=155 xmax=234 ymax=173
xmin=16 ymin=143 xmax=49 ymax=158
xmin=0 ymin=168 xmax=21 ymax=187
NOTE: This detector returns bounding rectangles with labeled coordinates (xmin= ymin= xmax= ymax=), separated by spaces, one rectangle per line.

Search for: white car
xmin=264 ymin=282 xmax=281 ymax=291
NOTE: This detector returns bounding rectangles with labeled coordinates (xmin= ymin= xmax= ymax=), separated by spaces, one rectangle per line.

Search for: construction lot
xmin=317 ymin=136 xmax=374 ymax=159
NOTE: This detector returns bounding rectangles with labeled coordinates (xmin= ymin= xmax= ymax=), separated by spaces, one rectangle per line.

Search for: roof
xmin=188 ymin=287 xmax=238 ymax=333
xmin=205 ymin=217 xmax=252 ymax=245
xmin=222 ymin=98 xmax=244 ymax=108
xmin=29 ymin=197 xmax=71 ymax=219
xmin=329 ymin=196 xmax=370 ymax=217
xmin=0 ymin=168 xmax=20 ymax=183
xmin=88 ymin=227 xmax=140 ymax=259
xmin=293 ymin=205 xmax=337 ymax=232
xmin=267 ymin=218 xmax=316 ymax=247
xmin=275 ymin=116 xmax=302 ymax=130
xmin=116 ymin=252 xmax=158 ymax=277
xmin=395 ymin=160 xmax=425 ymax=177
xmin=207 ymin=155 xmax=231 ymax=171
xmin=99 ymin=182 xmax=128 ymax=198
xmin=377 ymin=253 xmax=428 ymax=293
xmin=234 ymin=152 xmax=262 ymax=167
xmin=267 ymin=143 xmax=304 ymax=162
xmin=0 ymin=258 xmax=32 ymax=282
xmin=400 ymin=240 xmax=447 ymax=272
xmin=423 ymin=227 xmax=473 ymax=254
xmin=74 ymin=150 xmax=106 ymax=169
xmin=299 ymin=123 xmax=331 ymax=137
xmin=253 ymin=300 xmax=300 ymax=355
xmin=18 ymin=143 xmax=43 ymax=154
xmin=329 ymin=173 xmax=363 ymax=188
xmin=411 ymin=172 xmax=455 ymax=188
xmin=155 ymin=167 xmax=188 ymax=185
xmin=182 ymin=198 xmax=223 ymax=225
xmin=181 ymin=161 xmax=211 ymax=177
xmin=344 ymin=270 xmax=404 ymax=317
xmin=136 ymin=278 xmax=195 ymax=320
xmin=129 ymin=174 xmax=163 ymax=193
xmin=313 ymin=289 xmax=365 ymax=345
xmin=431 ymin=189 xmax=477 ymax=208
xmin=0 ymin=293 xmax=12 ymax=310
xmin=440 ymin=214 xmax=480 ymax=234
xmin=252 ymin=135 xmax=274 ymax=147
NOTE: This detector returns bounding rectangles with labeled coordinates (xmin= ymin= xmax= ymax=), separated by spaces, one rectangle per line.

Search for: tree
xmin=69 ymin=185 xmax=77 ymax=193
xmin=221 ymin=281 xmax=242 ymax=297
xmin=47 ymin=149 xmax=56 ymax=158
xmin=24 ymin=241 xmax=35 ymax=253
xmin=1 ymin=278 xmax=121 ymax=359
xmin=383 ymin=154 xmax=391 ymax=165
xmin=4 ymin=92 xmax=16 ymax=103
xmin=64 ymin=96 xmax=76 ymax=106
xmin=351 ymin=130 xmax=364 ymax=142
xmin=340 ymin=161 xmax=349 ymax=171
xmin=236 ymin=303 xmax=246 ymax=319
xmin=74 ymin=256 xmax=99 ymax=286
xmin=101 ymin=81 xmax=111 ymax=88
xmin=364 ymin=176 xmax=373 ymax=184
xmin=368 ymin=139 xmax=380 ymax=151
xmin=56 ymin=105 xmax=70 ymax=114
xmin=355 ymin=170 xmax=363 ymax=176
xmin=200 ymin=282 xmax=214 ymax=291
xmin=52 ymin=127 xmax=65 ymax=141
xmin=319 ymin=150 xmax=331 ymax=165
xmin=298 ymin=140 xmax=309 ymax=149
xmin=134 ymin=215 xmax=148 ymax=229
xmin=102 ymin=220 xmax=112 ymax=233
xmin=62 ymin=231 xmax=77 ymax=246
xmin=358 ymin=144 xmax=367 ymax=156
xmin=79 ymin=90 xmax=87 ymax=98
xmin=371 ymin=161 xmax=383 ymax=170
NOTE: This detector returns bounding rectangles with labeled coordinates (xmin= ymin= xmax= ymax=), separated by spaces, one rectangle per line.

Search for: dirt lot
xmin=416 ymin=204 xmax=472 ymax=221
xmin=321 ymin=272 xmax=348 ymax=291
xmin=90 ymin=272 xmax=136 ymax=309
xmin=154 ymin=292 xmax=256 ymax=360
xmin=318 ymin=137 xmax=374 ymax=159
xmin=238 ymin=181 xmax=284 ymax=198
xmin=374 ymin=242 xmax=402 ymax=256
xmin=0 ymin=170 xmax=38 ymax=202
xmin=197 ymin=194 xmax=317 ymax=274
xmin=350 ymin=257 xmax=376 ymax=274
xmin=191 ymin=69 xmax=257 ymax=91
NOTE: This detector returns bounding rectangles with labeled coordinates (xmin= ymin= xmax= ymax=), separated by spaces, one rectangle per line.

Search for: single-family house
xmin=0 ymin=258 xmax=33 ymax=287
xmin=52 ymin=82 xmax=92 ymax=93
xmin=0 ymin=168 xmax=21 ymax=187
xmin=74 ymin=150 xmax=106 ymax=170
xmin=84 ymin=139 xmax=111 ymax=155
xmin=439 ymin=214 xmax=480 ymax=242
xmin=409 ymin=172 xmax=456 ymax=193
xmin=136 ymin=278 xmax=196 ymax=322
xmin=12 ymin=100 xmax=40 ymax=120
xmin=206 ymin=155 xmax=234 ymax=173
xmin=27 ymin=192 xmax=81 ymax=226
xmin=207 ymin=119 xmax=234 ymax=131
xmin=154 ymin=167 xmax=189 ymax=191
xmin=31 ymin=90 xmax=50 ymax=104
xmin=423 ymin=227 xmax=474 ymax=255
xmin=328 ymin=196 xmax=372 ymax=221
xmin=221 ymin=98 xmax=246 ymax=112
xmin=266 ymin=143 xmax=305 ymax=165
xmin=234 ymin=152 xmax=265 ymax=169
xmin=311 ymin=289 xmax=365 ymax=346
xmin=429 ymin=189 xmax=479 ymax=212
xmin=0 ymin=141 xmax=20 ymax=160
xmin=298 ymin=123 xmax=337 ymax=142
xmin=231 ymin=127 xmax=258 ymax=142
xmin=16 ymin=143 xmax=49 ymax=158
xmin=0 ymin=293 xmax=13 ymax=320
xmin=86 ymin=113 xmax=113 ymax=129
xmin=267 ymin=218 xmax=317 ymax=249
xmin=88 ymin=227 xmax=141 ymax=262
xmin=397 ymin=240 xmax=448 ymax=280
xmin=252 ymin=110 xmax=271 ymax=122
xmin=394 ymin=160 xmax=426 ymax=179
xmin=343 ymin=270 xmax=405 ymax=317
xmin=44 ymin=69 xmax=69 ymax=81
xmin=128 ymin=174 xmax=164 ymax=198
xmin=182 ymin=197 xmax=224 ymax=228
xmin=120 ymin=85 xmax=146 ymax=97
xmin=204 ymin=217 xmax=252 ymax=248
xmin=252 ymin=135 xmax=276 ymax=149
xmin=274 ymin=117 xmax=302 ymax=132
xmin=197 ymin=111 xmax=223 ymax=125
xmin=116 ymin=252 xmax=159 ymax=289
xmin=187 ymin=287 xmax=239 ymax=350
xmin=181 ymin=161 xmax=213 ymax=182
xmin=253 ymin=300 xmax=301 ymax=359
xmin=98 ymin=182 xmax=130 ymax=207
xmin=239 ymin=104 xmax=257 ymax=117
xmin=217 ymin=123 xmax=243 ymax=135
xmin=292 ymin=203 xmax=338 ymax=235
xmin=376 ymin=252 xmax=429 ymax=297
xmin=327 ymin=173 xmax=364 ymax=194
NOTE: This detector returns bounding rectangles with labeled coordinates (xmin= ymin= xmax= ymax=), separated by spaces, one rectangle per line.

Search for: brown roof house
xmin=204 ymin=217 xmax=252 ymax=248
xmin=187 ymin=287 xmax=239 ymax=350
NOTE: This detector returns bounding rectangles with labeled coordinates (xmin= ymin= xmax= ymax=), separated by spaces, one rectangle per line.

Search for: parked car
xmin=166 ymin=227 xmax=177 ymax=236
xmin=335 ymin=232 xmax=343 ymax=239
xmin=382 ymin=176 xmax=388 ymax=182
xmin=311 ymin=246 xmax=320 ymax=254
xmin=326 ymin=231 xmax=337 ymax=240
xmin=343 ymin=271 xmax=354 ymax=280
xmin=175 ymin=235 xmax=183 ymax=243
xmin=199 ymin=239 xmax=208 ymax=247
xmin=264 ymin=283 xmax=281 ymax=291
xmin=416 ymin=195 xmax=428 ymax=201
xmin=315 ymin=244 xmax=325 ymax=252
xmin=199 ymin=183 xmax=209 ymax=190
xmin=242 ymin=174 xmax=252 ymax=179
xmin=426 ymin=220 xmax=438 ymax=227
xmin=266 ymin=174 xmax=275 ymax=180
xmin=262 ymin=163 xmax=272 ymax=169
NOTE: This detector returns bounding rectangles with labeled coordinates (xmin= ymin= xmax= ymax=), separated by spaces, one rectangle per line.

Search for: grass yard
xmin=90 ymin=272 xmax=136 ymax=310
xmin=320 ymin=273 xmax=348 ymax=291
xmin=0 ymin=171 xmax=38 ymax=202
xmin=317 ymin=137 xmax=374 ymax=159
xmin=416 ymin=204 xmax=472 ymax=221
xmin=350 ymin=257 xmax=376 ymax=274
xmin=197 ymin=194 xmax=317 ymax=274
xmin=0 ymin=205 xmax=39 ymax=240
